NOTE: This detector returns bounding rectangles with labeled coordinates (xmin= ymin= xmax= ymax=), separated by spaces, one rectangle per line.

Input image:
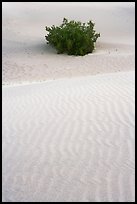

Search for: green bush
xmin=45 ymin=18 xmax=100 ymax=56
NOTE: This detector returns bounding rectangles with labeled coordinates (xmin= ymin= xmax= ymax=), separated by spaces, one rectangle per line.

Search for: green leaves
xmin=45 ymin=18 xmax=100 ymax=56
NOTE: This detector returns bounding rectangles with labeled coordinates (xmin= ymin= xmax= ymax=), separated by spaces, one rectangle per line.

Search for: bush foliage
xmin=45 ymin=18 xmax=100 ymax=56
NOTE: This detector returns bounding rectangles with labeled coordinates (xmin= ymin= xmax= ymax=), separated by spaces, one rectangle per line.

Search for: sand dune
xmin=2 ymin=2 xmax=135 ymax=202
xmin=2 ymin=71 xmax=135 ymax=202
xmin=2 ymin=2 xmax=135 ymax=85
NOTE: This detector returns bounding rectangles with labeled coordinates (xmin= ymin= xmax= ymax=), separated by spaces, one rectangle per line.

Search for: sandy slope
xmin=2 ymin=71 xmax=135 ymax=202
xmin=2 ymin=2 xmax=135 ymax=202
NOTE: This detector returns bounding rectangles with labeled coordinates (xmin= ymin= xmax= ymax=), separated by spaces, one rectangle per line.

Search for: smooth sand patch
xmin=2 ymin=2 xmax=135 ymax=85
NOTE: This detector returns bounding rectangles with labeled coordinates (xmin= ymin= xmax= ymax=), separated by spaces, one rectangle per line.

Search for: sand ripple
xmin=2 ymin=71 xmax=135 ymax=202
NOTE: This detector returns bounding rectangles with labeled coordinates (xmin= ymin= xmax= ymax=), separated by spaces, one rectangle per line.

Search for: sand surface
xmin=2 ymin=2 xmax=135 ymax=85
xmin=2 ymin=2 xmax=135 ymax=202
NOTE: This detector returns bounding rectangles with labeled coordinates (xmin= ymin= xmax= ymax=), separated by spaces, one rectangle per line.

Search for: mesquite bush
xmin=45 ymin=18 xmax=100 ymax=56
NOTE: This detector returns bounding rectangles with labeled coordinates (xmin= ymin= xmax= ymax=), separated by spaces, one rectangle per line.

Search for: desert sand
xmin=2 ymin=2 xmax=135 ymax=202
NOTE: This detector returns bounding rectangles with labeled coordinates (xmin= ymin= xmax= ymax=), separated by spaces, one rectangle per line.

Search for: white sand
xmin=2 ymin=2 xmax=135 ymax=85
xmin=2 ymin=2 xmax=135 ymax=202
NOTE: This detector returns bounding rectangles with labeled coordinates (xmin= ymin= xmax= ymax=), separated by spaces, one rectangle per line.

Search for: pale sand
xmin=2 ymin=2 xmax=135 ymax=85
xmin=2 ymin=71 xmax=135 ymax=202
xmin=2 ymin=2 xmax=135 ymax=202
